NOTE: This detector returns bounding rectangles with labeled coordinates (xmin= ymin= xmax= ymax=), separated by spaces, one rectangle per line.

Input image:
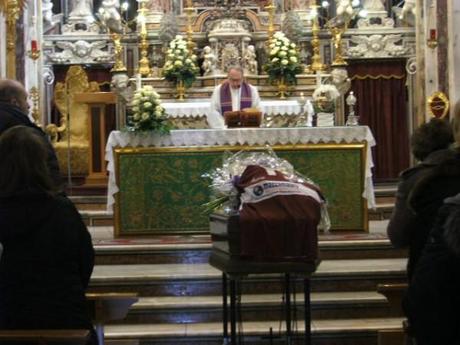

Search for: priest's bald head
xmin=0 ymin=79 xmax=30 ymax=114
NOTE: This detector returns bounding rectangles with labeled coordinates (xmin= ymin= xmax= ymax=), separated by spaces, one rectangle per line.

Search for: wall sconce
xmin=27 ymin=39 xmax=40 ymax=60
xmin=427 ymin=28 xmax=438 ymax=49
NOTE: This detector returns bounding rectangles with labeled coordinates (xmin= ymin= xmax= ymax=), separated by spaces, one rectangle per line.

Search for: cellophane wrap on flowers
xmin=162 ymin=35 xmax=199 ymax=88
xmin=202 ymin=148 xmax=330 ymax=231
xmin=128 ymin=85 xmax=171 ymax=133
xmin=264 ymin=31 xmax=303 ymax=85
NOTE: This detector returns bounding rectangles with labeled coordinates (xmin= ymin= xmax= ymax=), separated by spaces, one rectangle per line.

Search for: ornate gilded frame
xmin=113 ymin=142 xmax=368 ymax=236
xmin=427 ymin=91 xmax=450 ymax=118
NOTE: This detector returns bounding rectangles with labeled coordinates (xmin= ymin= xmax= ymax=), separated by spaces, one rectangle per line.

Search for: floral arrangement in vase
xmin=129 ymin=85 xmax=171 ymax=133
xmin=264 ymin=31 xmax=303 ymax=87
xmin=162 ymin=35 xmax=199 ymax=93
xmin=312 ymin=84 xmax=341 ymax=113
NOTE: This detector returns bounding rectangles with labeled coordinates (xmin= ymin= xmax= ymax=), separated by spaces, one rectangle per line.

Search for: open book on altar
xmin=224 ymin=108 xmax=262 ymax=128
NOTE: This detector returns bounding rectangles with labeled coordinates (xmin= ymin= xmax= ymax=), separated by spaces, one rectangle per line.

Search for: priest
xmin=209 ymin=66 xmax=261 ymax=128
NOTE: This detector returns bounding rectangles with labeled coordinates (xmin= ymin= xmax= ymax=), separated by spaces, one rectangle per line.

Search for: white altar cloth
xmin=162 ymin=99 xmax=314 ymax=118
xmin=106 ymin=126 xmax=376 ymax=212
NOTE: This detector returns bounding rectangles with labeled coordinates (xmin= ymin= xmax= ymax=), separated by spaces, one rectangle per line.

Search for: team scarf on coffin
xmin=219 ymin=81 xmax=252 ymax=115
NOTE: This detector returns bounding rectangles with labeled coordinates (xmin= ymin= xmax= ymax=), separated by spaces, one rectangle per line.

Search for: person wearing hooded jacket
xmin=0 ymin=78 xmax=61 ymax=189
xmin=0 ymin=125 xmax=96 ymax=344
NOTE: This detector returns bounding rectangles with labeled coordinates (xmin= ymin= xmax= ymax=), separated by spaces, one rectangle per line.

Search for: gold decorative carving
xmin=427 ymin=91 xmax=449 ymax=119
xmin=265 ymin=0 xmax=276 ymax=39
xmin=29 ymin=86 xmax=41 ymax=127
xmin=46 ymin=65 xmax=100 ymax=175
xmin=111 ymin=32 xmax=127 ymax=72
xmin=310 ymin=5 xmax=327 ymax=72
xmin=0 ymin=0 xmax=26 ymax=78
xmin=330 ymin=25 xmax=348 ymax=67
xmin=137 ymin=0 xmax=151 ymax=77
xmin=184 ymin=0 xmax=195 ymax=51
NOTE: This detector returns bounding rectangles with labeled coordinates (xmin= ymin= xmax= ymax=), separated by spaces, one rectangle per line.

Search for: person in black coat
xmin=403 ymin=193 xmax=460 ymax=345
xmin=0 ymin=78 xmax=61 ymax=189
xmin=0 ymin=125 xmax=97 ymax=344
xmin=386 ymin=118 xmax=460 ymax=279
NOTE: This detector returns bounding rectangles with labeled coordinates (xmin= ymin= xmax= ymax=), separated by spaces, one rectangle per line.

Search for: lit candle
xmin=136 ymin=73 xmax=142 ymax=89
xmin=430 ymin=29 xmax=437 ymax=41
xmin=31 ymin=40 xmax=38 ymax=53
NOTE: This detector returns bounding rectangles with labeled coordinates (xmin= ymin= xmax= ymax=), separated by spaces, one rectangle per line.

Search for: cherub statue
xmin=69 ymin=0 xmax=94 ymax=17
xmin=335 ymin=0 xmax=353 ymax=17
xmin=100 ymin=0 xmax=123 ymax=33
xmin=401 ymin=0 xmax=416 ymax=20
xmin=202 ymin=46 xmax=217 ymax=76
xmin=330 ymin=67 xmax=351 ymax=94
xmin=242 ymin=45 xmax=258 ymax=75
xmin=43 ymin=0 xmax=54 ymax=24
xmin=111 ymin=72 xmax=132 ymax=101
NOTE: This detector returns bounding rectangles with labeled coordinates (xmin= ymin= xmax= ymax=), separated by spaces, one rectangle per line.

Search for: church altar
xmin=106 ymin=126 xmax=376 ymax=236
xmin=162 ymin=99 xmax=314 ymax=118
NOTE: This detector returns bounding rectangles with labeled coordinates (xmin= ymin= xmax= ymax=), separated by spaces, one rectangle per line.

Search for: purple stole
xmin=220 ymin=81 xmax=252 ymax=115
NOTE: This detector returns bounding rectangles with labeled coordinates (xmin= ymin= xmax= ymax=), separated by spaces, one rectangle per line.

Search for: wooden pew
xmin=0 ymin=293 xmax=138 ymax=345
xmin=85 ymin=292 xmax=138 ymax=345
xmin=0 ymin=329 xmax=90 ymax=344
xmin=376 ymin=283 xmax=410 ymax=345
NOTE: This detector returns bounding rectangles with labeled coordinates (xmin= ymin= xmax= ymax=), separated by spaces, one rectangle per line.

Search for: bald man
xmin=209 ymin=66 xmax=261 ymax=129
xmin=0 ymin=79 xmax=62 ymax=188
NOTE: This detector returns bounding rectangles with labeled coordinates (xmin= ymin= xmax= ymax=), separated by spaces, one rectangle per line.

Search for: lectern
xmin=74 ymin=92 xmax=117 ymax=185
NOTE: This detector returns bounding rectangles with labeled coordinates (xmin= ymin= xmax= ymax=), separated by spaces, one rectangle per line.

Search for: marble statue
xmin=362 ymin=0 xmax=385 ymax=11
xmin=100 ymin=0 xmax=123 ymax=33
xmin=335 ymin=0 xmax=353 ymax=17
xmin=111 ymin=72 xmax=132 ymax=101
xmin=330 ymin=67 xmax=351 ymax=94
xmin=100 ymin=0 xmax=121 ymax=22
xmin=242 ymin=45 xmax=258 ymax=75
xmin=43 ymin=0 xmax=54 ymax=24
xmin=401 ymin=0 xmax=416 ymax=18
xmin=202 ymin=46 xmax=218 ymax=76
xmin=69 ymin=0 xmax=94 ymax=17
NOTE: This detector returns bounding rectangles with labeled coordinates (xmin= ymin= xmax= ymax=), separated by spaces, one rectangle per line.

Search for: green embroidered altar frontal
xmin=113 ymin=143 xmax=368 ymax=236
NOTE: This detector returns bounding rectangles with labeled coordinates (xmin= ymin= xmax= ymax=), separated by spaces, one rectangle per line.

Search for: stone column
xmin=449 ymin=0 xmax=460 ymax=105
xmin=0 ymin=12 xmax=5 ymax=78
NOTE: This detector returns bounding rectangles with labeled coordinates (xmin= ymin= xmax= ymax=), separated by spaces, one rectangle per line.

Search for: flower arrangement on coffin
xmin=312 ymin=84 xmax=341 ymax=113
xmin=162 ymin=35 xmax=199 ymax=100
xmin=202 ymin=148 xmax=331 ymax=230
xmin=128 ymin=85 xmax=171 ymax=133
xmin=264 ymin=31 xmax=303 ymax=99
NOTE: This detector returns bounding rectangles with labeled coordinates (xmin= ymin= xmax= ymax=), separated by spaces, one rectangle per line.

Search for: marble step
xmin=114 ymin=291 xmax=392 ymax=324
xmin=103 ymin=317 xmax=405 ymax=345
xmin=90 ymin=220 xmax=407 ymax=265
xmin=93 ymin=233 xmax=406 ymax=265
xmin=88 ymin=258 xmax=407 ymax=296
xmin=80 ymin=204 xmax=397 ymax=226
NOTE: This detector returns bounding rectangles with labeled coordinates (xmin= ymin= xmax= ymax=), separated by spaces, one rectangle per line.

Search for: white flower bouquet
xmin=202 ymin=148 xmax=330 ymax=230
xmin=263 ymin=31 xmax=303 ymax=85
xmin=312 ymin=84 xmax=340 ymax=113
xmin=129 ymin=85 xmax=171 ymax=133
xmin=162 ymin=35 xmax=199 ymax=88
